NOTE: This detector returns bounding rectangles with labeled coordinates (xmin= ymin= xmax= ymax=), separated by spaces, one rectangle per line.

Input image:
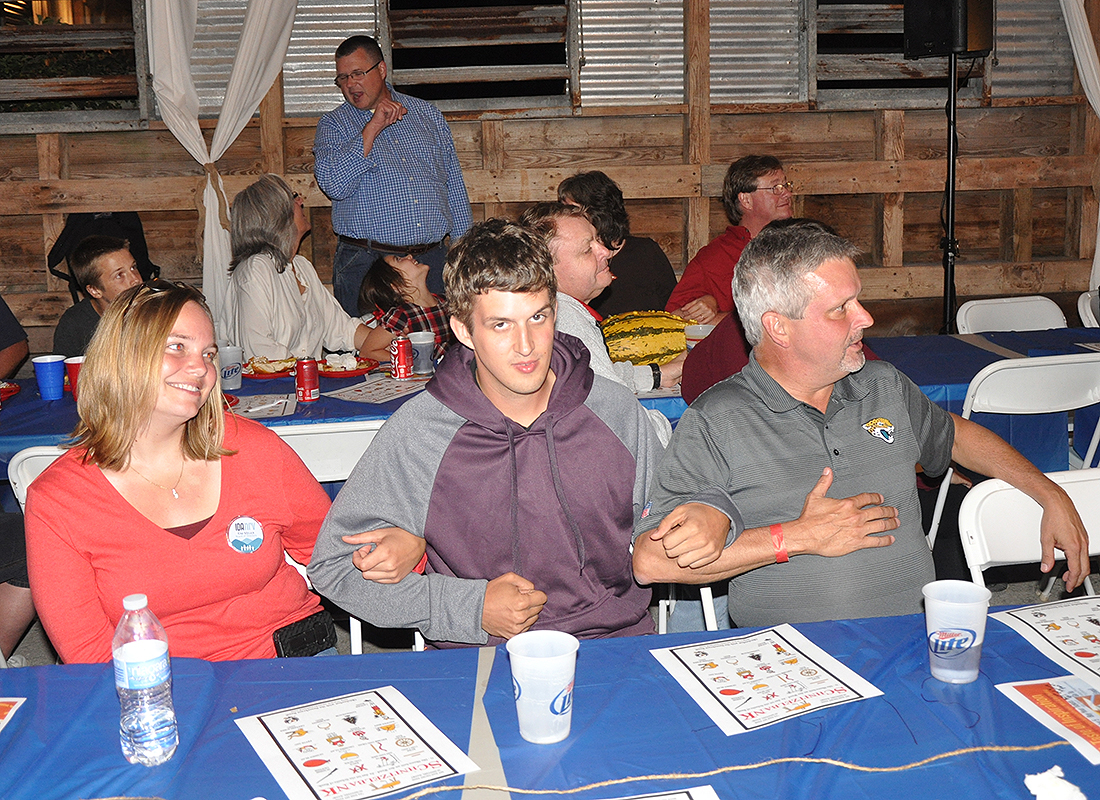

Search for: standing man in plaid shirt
xmin=314 ymin=34 xmax=472 ymax=315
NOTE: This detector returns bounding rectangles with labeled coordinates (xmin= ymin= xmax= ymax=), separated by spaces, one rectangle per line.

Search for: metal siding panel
xmin=284 ymin=0 xmax=377 ymax=117
xmin=186 ymin=0 xmax=374 ymax=118
xmin=176 ymin=0 xmax=1072 ymax=119
xmin=578 ymin=0 xmax=685 ymax=105
xmin=710 ymin=0 xmax=802 ymax=103
xmin=191 ymin=0 xmax=245 ymax=116
xmin=989 ymin=0 xmax=1075 ymax=98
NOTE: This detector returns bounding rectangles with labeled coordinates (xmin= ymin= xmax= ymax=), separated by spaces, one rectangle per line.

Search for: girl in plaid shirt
xmin=358 ymin=254 xmax=454 ymax=360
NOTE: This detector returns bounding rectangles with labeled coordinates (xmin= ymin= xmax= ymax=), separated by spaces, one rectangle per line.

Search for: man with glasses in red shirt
xmin=667 ymin=155 xmax=793 ymax=325
xmin=314 ymin=35 xmax=471 ymax=315
xmin=673 ymin=156 xmax=797 ymax=404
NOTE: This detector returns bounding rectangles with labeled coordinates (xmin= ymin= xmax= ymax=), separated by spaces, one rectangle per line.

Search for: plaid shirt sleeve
xmin=399 ymin=298 xmax=454 ymax=359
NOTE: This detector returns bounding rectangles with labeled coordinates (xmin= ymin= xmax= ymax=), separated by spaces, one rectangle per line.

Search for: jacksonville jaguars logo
xmin=862 ymin=417 xmax=895 ymax=443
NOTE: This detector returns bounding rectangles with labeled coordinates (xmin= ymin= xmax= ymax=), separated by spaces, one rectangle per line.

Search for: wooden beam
xmin=5 ymin=293 xmax=74 ymax=327
xmin=0 ymin=25 xmax=133 ymax=53
xmin=859 ymin=259 xmax=1092 ymax=300
xmin=0 ymin=76 xmax=138 ymax=102
xmin=390 ymin=5 xmax=566 ymax=47
xmin=1079 ymin=95 xmax=1100 ymax=261
xmin=392 ymin=64 xmax=569 ymax=85
xmin=816 ymin=4 xmax=901 ymax=35
xmin=775 ymin=156 xmax=1093 ymax=195
xmin=462 ymin=166 xmax=701 ymax=204
xmin=817 ymin=54 xmax=982 ymax=82
xmin=684 ymin=0 xmax=710 ymax=264
xmin=1012 ymin=187 xmax=1033 ymax=262
xmin=259 ymin=74 xmax=285 ymax=176
xmin=1 ymin=154 xmax=1091 ymax=218
xmin=481 ymin=120 xmax=506 ymax=217
xmin=36 ymin=133 xmax=66 ymax=293
xmin=874 ymin=110 xmax=904 ymax=267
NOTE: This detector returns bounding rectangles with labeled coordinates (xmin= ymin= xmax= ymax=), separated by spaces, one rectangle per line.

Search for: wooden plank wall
xmin=1 ymin=8 xmax=1098 ymax=358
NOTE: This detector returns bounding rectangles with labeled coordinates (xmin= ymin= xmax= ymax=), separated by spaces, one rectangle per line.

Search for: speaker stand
xmin=941 ymin=52 xmax=960 ymax=333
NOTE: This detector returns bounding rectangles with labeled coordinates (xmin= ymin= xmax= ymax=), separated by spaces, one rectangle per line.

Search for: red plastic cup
xmin=64 ymin=356 xmax=85 ymax=401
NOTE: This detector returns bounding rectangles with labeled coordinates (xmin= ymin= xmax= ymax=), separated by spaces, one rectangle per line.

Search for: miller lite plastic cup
xmin=217 ymin=344 xmax=243 ymax=391
xmin=506 ymin=630 xmax=579 ymax=744
xmin=922 ymin=580 xmax=992 ymax=684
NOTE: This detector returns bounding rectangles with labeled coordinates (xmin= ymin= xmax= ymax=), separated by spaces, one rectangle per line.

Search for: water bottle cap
xmin=122 ymin=593 xmax=148 ymax=611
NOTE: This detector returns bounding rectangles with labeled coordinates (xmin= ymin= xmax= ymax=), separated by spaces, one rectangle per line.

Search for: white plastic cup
xmin=32 ymin=355 xmax=66 ymax=400
xmin=922 ymin=580 xmax=992 ymax=684
xmin=218 ymin=344 xmax=243 ymax=391
xmin=506 ymin=630 xmax=579 ymax=744
xmin=684 ymin=324 xmax=716 ymax=350
xmin=407 ymin=331 xmax=436 ymax=375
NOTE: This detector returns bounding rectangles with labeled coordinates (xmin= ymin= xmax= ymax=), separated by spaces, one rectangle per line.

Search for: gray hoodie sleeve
xmin=633 ymin=404 xmax=745 ymax=542
xmin=307 ymin=394 xmax=491 ymax=644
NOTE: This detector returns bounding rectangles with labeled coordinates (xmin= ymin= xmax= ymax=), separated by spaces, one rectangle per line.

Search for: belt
xmin=338 ymin=236 xmax=442 ymax=256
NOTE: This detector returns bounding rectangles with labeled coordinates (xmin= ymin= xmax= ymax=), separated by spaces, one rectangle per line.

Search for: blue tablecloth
xmin=866 ymin=329 xmax=1100 ymax=472
xmin=1 ymin=614 xmax=1095 ymax=800
xmin=0 ymin=372 xmax=686 ymax=473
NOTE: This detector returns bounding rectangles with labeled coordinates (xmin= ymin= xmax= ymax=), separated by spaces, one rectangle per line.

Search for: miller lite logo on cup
xmin=927 ymin=628 xmax=977 ymax=656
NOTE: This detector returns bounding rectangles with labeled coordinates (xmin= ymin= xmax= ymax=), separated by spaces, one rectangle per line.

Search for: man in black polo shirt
xmin=632 ymin=220 xmax=1090 ymax=627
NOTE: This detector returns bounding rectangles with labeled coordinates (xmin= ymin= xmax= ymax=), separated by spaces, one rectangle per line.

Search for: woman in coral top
xmin=25 ymin=281 xmax=422 ymax=662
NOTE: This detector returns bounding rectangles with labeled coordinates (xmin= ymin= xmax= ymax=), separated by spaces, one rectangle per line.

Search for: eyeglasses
xmin=334 ymin=61 xmax=382 ymax=87
xmin=752 ymin=181 xmax=795 ymax=196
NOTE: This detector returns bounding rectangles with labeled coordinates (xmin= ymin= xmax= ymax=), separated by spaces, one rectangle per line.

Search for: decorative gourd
xmin=601 ymin=311 xmax=689 ymax=365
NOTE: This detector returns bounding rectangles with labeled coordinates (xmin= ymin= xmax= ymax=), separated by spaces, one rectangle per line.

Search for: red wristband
xmin=414 ymin=553 xmax=428 ymax=574
xmin=770 ymin=523 xmax=789 ymax=564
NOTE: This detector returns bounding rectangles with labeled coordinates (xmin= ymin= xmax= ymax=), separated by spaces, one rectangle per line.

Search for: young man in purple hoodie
xmin=309 ymin=219 xmax=663 ymax=647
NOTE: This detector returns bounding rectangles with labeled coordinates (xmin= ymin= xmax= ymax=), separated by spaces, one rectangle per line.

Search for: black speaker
xmin=904 ymin=0 xmax=994 ymax=60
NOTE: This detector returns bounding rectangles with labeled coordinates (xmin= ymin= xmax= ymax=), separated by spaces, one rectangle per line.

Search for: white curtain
xmin=1061 ymin=0 xmax=1100 ymax=288
xmin=147 ymin=0 xmax=299 ymax=338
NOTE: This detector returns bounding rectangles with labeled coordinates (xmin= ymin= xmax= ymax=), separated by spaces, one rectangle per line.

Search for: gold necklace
xmin=129 ymin=459 xmax=185 ymax=499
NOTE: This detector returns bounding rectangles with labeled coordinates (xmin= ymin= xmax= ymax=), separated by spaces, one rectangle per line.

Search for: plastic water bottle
xmin=112 ymin=593 xmax=178 ymax=766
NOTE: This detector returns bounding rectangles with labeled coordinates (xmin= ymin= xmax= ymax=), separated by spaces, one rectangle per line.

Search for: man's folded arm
xmin=309 ymin=538 xmax=491 ymax=644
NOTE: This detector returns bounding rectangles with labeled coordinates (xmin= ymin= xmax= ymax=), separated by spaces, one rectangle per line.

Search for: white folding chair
xmin=657 ymin=585 xmax=718 ymax=633
xmin=270 ymin=420 xmax=383 ymax=483
xmin=270 ymin=420 xmax=427 ymax=653
xmin=2 ymin=447 xmax=63 ymax=668
xmin=958 ymin=468 xmax=1100 ymax=596
xmin=8 ymin=446 xmax=65 ymax=512
xmin=1079 ymin=290 xmax=1099 ymax=328
xmin=956 ymin=295 xmax=1066 ymax=334
xmin=927 ymin=352 xmax=1100 ymax=550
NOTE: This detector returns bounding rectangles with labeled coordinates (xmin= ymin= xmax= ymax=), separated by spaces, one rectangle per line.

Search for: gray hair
xmin=733 ymin=219 xmax=860 ymax=345
xmin=229 ymin=175 xmax=297 ymax=273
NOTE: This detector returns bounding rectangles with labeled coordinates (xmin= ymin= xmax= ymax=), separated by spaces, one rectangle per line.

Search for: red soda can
xmin=295 ymin=358 xmax=319 ymax=402
xmin=390 ymin=334 xmax=414 ymax=380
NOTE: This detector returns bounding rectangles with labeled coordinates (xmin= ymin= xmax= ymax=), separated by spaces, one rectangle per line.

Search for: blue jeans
xmin=667 ymin=582 xmax=733 ymax=632
xmin=333 ymin=240 xmax=449 ymax=316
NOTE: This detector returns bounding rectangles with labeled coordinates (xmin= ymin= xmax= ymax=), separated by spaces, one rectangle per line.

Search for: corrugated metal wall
xmin=191 ymin=0 xmax=244 ymax=115
xmin=709 ymin=0 xmax=803 ymax=104
xmin=989 ymin=0 xmax=1075 ymax=98
xmin=284 ymin=0 xmax=377 ymax=117
xmin=576 ymin=0 xmax=685 ymax=105
xmin=186 ymin=0 xmax=1072 ymax=118
xmin=190 ymin=0 xmax=375 ymax=117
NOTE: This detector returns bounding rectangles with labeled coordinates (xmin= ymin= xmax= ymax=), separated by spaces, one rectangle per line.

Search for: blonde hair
xmin=70 ymin=281 xmax=230 ymax=469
